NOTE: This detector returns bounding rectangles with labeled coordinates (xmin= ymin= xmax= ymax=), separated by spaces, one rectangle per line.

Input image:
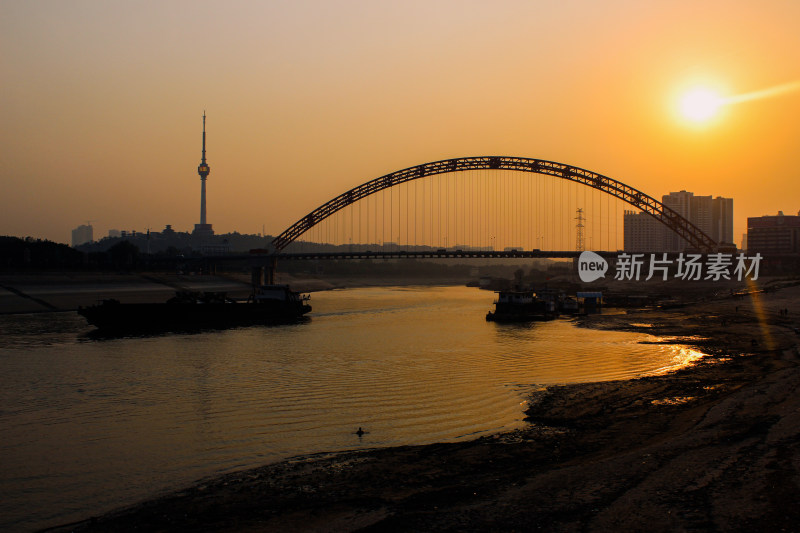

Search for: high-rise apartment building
xmin=691 ymin=194 xmax=714 ymax=237
xmin=71 ymin=224 xmax=93 ymax=247
xmin=623 ymin=210 xmax=663 ymax=252
xmin=661 ymin=191 xmax=710 ymax=252
xmin=712 ymin=197 xmax=734 ymax=245
xmin=623 ymin=190 xmax=733 ymax=252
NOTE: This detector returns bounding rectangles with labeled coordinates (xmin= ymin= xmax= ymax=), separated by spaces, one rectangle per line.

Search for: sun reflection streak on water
xmin=649 ymin=344 xmax=707 ymax=375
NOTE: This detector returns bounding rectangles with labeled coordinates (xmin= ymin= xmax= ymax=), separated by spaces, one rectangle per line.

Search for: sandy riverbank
xmin=0 ymin=273 xmax=256 ymax=314
xmin=43 ymin=282 xmax=800 ymax=532
xmin=0 ymin=272 xmax=473 ymax=314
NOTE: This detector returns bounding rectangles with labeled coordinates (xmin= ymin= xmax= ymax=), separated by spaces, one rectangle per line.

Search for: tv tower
xmin=193 ymin=112 xmax=214 ymax=237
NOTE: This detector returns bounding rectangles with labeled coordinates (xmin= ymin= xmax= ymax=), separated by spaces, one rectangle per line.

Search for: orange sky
xmin=2 ymin=0 xmax=799 ymax=246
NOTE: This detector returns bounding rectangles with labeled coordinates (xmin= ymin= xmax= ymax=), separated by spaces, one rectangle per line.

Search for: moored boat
xmin=78 ymin=284 xmax=311 ymax=333
xmin=559 ymin=296 xmax=580 ymax=314
xmin=486 ymin=288 xmax=556 ymax=322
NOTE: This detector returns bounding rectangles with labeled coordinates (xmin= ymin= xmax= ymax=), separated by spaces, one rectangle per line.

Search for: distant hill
xmin=75 ymin=230 xmax=275 ymax=255
xmin=0 ymin=236 xmax=85 ymax=268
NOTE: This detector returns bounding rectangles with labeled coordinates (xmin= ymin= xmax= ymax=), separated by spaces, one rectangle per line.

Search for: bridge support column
xmin=251 ymin=266 xmax=264 ymax=288
xmin=267 ymin=256 xmax=277 ymax=285
xmin=252 ymin=257 xmax=278 ymax=287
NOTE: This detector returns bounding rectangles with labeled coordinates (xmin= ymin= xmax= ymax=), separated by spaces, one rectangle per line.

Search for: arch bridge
xmin=271 ymin=156 xmax=717 ymax=256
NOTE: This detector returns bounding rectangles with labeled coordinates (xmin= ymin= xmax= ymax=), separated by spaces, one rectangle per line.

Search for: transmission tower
xmin=575 ymin=208 xmax=585 ymax=251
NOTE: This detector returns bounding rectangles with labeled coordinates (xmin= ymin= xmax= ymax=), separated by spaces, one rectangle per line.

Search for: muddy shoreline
xmin=41 ymin=283 xmax=800 ymax=532
xmin=0 ymin=272 xmax=469 ymax=315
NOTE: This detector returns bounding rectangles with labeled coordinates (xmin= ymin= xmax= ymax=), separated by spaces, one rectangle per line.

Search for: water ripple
xmin=0 ymin=286 xmax=704 ymax=531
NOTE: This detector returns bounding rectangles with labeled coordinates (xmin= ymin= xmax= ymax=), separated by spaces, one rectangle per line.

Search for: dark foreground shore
xmin=45 ymin=283 xmax=800 ymax=532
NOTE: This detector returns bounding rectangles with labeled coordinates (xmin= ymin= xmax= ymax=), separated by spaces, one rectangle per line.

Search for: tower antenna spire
xmin=194 ymin=111 xmax=213 ymax=237
xmin=201 ymin=110 xmax=207 ymax=164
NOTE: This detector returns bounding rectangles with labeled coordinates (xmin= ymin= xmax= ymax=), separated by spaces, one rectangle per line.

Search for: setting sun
xmin=678 ymin=87 xmax=723 ymax=123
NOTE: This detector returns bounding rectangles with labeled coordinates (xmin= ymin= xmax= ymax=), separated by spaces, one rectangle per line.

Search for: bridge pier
xmin=251 ymin=256 xmax=278 ymax=287
xmin=251 ymin=266 xmax=264 ymax=288
xmin=267 ymin=256 xmax=277 ymax=284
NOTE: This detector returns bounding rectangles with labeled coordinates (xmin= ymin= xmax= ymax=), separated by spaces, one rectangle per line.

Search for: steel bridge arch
xmin=271 ymin=156 xmax=717 ymax=252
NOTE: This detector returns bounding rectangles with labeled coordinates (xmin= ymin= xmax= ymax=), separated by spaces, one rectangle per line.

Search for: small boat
xmin=559 ymin=296 xmax=580 ymax=314
xmin=486 ymin=289 xmax=556 ymax=322
xmin=78 ymin=284 xmax=311 ymax=333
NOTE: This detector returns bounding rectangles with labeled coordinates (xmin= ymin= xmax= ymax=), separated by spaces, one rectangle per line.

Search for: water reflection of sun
xmin=673 ymin=346 xmax=706 ymax=366
xmin=650 ymin=344 xmax=707 ymax=375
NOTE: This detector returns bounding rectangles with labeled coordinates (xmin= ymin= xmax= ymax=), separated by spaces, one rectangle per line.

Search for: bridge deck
xmin=246 ymin=250 xmax=618 ymax=261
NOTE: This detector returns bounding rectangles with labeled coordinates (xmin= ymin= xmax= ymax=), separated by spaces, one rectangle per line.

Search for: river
xmin=0 ymin=285 xmax=703 ymax=531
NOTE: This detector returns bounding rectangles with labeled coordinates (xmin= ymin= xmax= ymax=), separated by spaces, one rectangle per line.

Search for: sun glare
xmin=678 ymin=88 xmax=723 ymax=123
